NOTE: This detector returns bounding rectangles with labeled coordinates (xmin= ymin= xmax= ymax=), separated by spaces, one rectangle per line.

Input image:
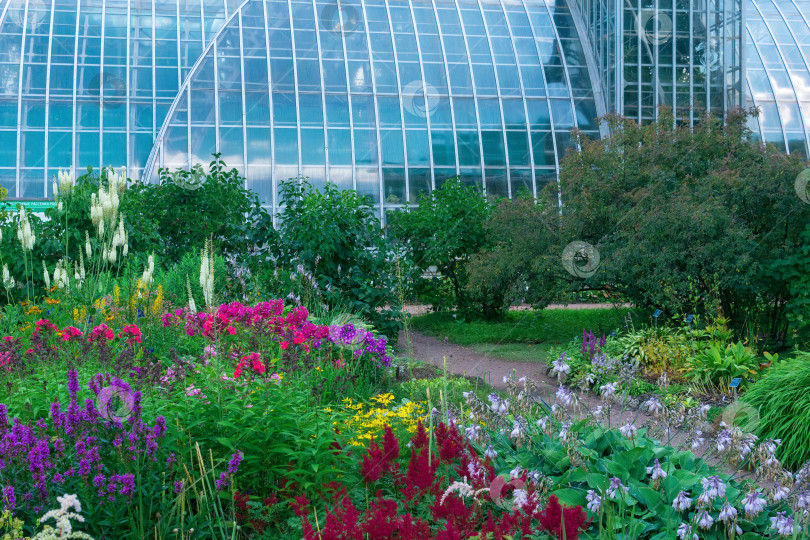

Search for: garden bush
xmin=388 ymin=178 xmax=492 ymax=315
xmin=464 ymin=193 xmax=561 ymax=318
xmin=271 ymin=179 xmax=404 ymax=338
xmin=743 ymin=354 xmax=810 ymax=470
xmin=556 ymin=107 xmax=809 ymax=341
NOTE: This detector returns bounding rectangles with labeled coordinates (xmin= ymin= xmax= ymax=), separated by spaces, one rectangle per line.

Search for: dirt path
xmin=402 ymin=303 xmax=630 ymax=316
xmin=399 ymin=329 xmax=770 ymax=485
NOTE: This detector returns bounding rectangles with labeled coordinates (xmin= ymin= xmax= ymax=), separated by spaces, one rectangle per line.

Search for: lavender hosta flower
xmin=599 ymin=382 xmax=617 ymax=399
xmin=796 ymin=490 xmax=810 ymax=510
xmin=488 ymin=393 xmax=508 ymax=415
xmin=643 ymin=396 xmax=664 ymax=415
xmin=509 ymin=421 xmax=523 ymax=440
xmin=646 ymin=459 xmax=667 ymax=481
xmin=698 ymin=404 xmax=711 ymax=419
xmin=510 ymin=465 xmax=523 ymax=479
xmin=619 ymin=419 xmax=637 ymax=439
xmin=672 ymin=491 xmax=692 ymax=511
xmin=465 ymin=424 xmax=481 ymax=442
xmin=743 ymin=491 xmax=767 ymax=517
xmin=536 ymin=416 xmax=548 ymax=430
xmin=701 ymin=476 xmax=726 ymax=501
xmin=696 ymin=510 xmax=714 ymax=530
xmin=586 ymin=490 xmax=601 ymax=513
xmin=740 ymin=433 xmax=758 ymax=459
xmin=690 ymin=430 xmax=705 ymax=450
xmin=556 ymin=385 xmax=574 ymax=407
xmin=512 ymin=488 xmax=529 ymax=509
xmin=772 ymin=483 xmax=790 ymax=502
xmin=716 ymin=429 xmax=732 ymax=453
xmin=484 ymin=445 xmax=497 ymax=459
xmin=676 ymin=522 xmax=698 ymax=540
xmin=770 ymin=512 xmax=796 ymax=536
xmin=551 ymin=353 xmax=570 ymax=380
xmin=718 ymin=502 xmax=738 ymax=522
xmin=607 ymin=477 xmax=628 ymax=499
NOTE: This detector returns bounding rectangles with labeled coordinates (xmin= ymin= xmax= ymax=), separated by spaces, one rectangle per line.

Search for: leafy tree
xmin=465 ymin=192 xmax=561 ymax=319
xmin=127 ymin=155 xmax=276 ymax=265
xmin=388 ymin=178 xmax=492 ymax=314
xmin=273 ymin=179 xmax=403 ymax=338
xmin=555 ymin=107 xmax=809 ymax=341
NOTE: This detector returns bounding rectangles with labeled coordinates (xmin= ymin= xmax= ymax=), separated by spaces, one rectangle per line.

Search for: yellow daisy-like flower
xmin=44 ymin=297 xmax=60 ymax=305
xmin=25 ymin=306 xmax=42 ymax=316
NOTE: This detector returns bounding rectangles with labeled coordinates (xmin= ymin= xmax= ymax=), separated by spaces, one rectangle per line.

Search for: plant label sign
xmin=653 ymin=310 xmax=662 ymax=318
xmin=685 ymin=314 xmax=694 ymax=324
xmin=729 ymin=377 xmax=742 ymax=388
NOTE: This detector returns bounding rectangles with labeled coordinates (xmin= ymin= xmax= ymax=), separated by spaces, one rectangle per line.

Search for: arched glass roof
xmin=0 ymin=0 xmax=234 ymax=196
xmin=744 ymin=0 xmax=810 ymax=156
xmin=144 ymin=0 xmax=602 ymax=218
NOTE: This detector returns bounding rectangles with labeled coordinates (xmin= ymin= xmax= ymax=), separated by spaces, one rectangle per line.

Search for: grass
xmin=410 ymin=307 xmax=641 ymax=363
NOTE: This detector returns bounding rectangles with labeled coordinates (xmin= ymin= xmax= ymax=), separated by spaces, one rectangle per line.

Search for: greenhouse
xmin=0 ymin=0 xmax=809 ymax=218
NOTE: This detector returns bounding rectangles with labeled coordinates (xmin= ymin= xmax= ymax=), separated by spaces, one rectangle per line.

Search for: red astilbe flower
xmin=303 ymin=494 xmax=364 ymax=540
xmin=401 ymin=445 xmax=439 ymax=502
xmin=360 ymin=437 xmax=386 ymax=484
xmin=411 ymin=419 xmax=428 ymax=449
xmin=536 ymin=494 xmax=590 ymax=540
xmin=361 ymin=426 xmax=401 ymax=484
xmin=434 ymin=422 xmax=464 ymax=463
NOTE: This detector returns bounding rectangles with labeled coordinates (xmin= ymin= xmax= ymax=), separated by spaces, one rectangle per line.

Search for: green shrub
xmin=685 ymin=341 xmax=759 ymax=391
xmin=556 ymin=108 xmax=809 ymax=341
xmin=388 ymin=178 xmax=492 ymax=314
xmin=273 ymin=179 xmax=403 ymax=338
xmin=156 ymin=249 xmax=229 ymax=307
xmin=129 ymin=156 xmax=276 ymax=265
xmin=744 ymin=355 xmax=810 ymax=469
xmin=464 ymin=194 xmax=561 ymax=318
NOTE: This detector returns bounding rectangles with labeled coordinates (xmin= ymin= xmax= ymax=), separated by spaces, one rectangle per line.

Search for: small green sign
xmin=1 ymin=200 xmax=57 ymax=211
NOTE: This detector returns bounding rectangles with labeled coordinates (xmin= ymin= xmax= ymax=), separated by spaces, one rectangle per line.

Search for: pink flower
xmin=119 ymin=324 xmax=142 ymax=345
xmin=280 ymin=341 xmax=289 ymax=350
xmin=251 ymin=359 xmax=265 ymax=375
xmin=225 ymin=326 xmax=236 ymax=335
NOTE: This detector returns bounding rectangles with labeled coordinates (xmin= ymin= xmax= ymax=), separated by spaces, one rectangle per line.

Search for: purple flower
xmin=173 ymin=481 xmax=183 ymax=494
xmin=117 ymin=473 xmax=135 ymax=498
xmin=215 ymin=472 xmax=229 ymax=491
xmin=153 ymin=416 xmax=167 ymax=438
xmin=68 ymin=369 xmax=79 ymax=398
xmin=228 ymin=451 xmax=244 ymax=474
xmin=2 ymin=485 xmax=15 ymax=511
xmin=0 ymin=404 xmax=7 ymax=434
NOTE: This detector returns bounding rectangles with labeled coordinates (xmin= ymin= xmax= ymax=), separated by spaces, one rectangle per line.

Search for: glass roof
xmin=145 ymin=0 xmax=601 ymax=217
xmin=744 ymin=0 xmax=810 ymax=156
xmin=0 ymin=0 xmax=234 ymax=196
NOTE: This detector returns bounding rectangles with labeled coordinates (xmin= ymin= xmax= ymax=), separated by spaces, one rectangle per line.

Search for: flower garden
xmin=3 ymin=110 xmax=810 ymax=539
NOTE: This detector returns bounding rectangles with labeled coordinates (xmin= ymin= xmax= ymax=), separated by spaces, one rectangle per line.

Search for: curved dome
xmin=0 ymin=0 xmax=235 ymax=196
xmin=144 ymin=0 xmax=602 ymax=216
xmin=744 ymin=0 xmax=810 ymax=156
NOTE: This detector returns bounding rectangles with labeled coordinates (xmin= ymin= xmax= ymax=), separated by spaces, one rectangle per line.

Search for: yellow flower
xmin=113 ymin=284 xmax=121 ymax=305
xmin=44 ymin=297 xmax=60 ymax=305
xmin=25 ymin=305 xmax=42 ymax=315
xmin=152 ymin=284 xmax=163 ymax=316
xmin=73 ymin=306 xmax=88 ymax=323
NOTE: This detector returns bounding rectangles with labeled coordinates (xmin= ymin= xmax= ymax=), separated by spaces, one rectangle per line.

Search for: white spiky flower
xmin=57 ymin=169 xmax=74 ymax=195
xmin=200 ymin=239 xmax=214 ymax=311
xmin=3 ymin=264 xmax=15 ymax=288
xmin=32 ymin=493 xmax=94 ymax=540
xmin=16 ymin=207 xmax=35 ymax=251
xmin=186 ymin=275 xmax=197 ymax=314
xmin=43 ymin=261 xmax=51 ymax=288
xmin=85 ymin=231 xmax=92 ymax=258
xmin=141 ymin=254 xmax=155 ymax=288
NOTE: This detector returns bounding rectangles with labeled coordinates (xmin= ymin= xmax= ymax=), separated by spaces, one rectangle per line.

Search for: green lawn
xmin=410 ymin=307 xmax=642 ymax=363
